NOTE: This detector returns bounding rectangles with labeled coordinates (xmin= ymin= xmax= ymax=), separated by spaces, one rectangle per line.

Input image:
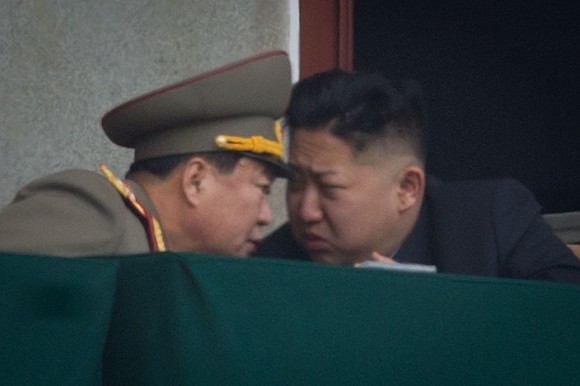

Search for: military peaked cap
xmin=101 ymin=51 xmax=291 ymax=176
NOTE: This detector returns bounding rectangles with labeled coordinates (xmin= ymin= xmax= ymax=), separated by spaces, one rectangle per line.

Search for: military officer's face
xmin=190 ymin=156 xmax=275 ymax=257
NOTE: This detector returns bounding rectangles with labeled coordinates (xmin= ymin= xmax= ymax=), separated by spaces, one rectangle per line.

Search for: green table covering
xmin=0 ymin=254 xmax=118 ymax=385
xmin=1 ymin=252 xmax=579 ymax=385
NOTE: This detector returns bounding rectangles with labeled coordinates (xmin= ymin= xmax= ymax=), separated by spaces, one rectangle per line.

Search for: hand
xmin=354 ymin=251 xmax=396 ymax=267
xmin=369 ymin=251 xmax=396 ymax=264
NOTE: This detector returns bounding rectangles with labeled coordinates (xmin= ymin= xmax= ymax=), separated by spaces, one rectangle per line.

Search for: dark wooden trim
xmin=299 ymin=0 xmax=353 ymax=79
xmin=337 ymin=0 xmax=354 ymax=71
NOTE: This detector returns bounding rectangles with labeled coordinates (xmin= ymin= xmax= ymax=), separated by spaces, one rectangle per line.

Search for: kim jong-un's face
xmin=286 ymin=126 xmax=423 ymax=266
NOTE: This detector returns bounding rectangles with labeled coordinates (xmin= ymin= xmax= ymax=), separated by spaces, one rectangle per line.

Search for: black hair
xmin=285 ymin=69 xmax=426 ymax=163
xmin=125 ymin=151 xmax=244 ymax=179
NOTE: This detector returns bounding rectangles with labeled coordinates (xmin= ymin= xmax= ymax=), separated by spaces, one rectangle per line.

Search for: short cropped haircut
xmin=125 ymin=151 xmax=244 ymax=179
xmin=285 ymin=69 xmax=426 ymax=163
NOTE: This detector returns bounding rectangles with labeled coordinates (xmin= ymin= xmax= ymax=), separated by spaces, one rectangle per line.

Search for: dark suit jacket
xmin=255 ymin=178 xmax=580 ymax=285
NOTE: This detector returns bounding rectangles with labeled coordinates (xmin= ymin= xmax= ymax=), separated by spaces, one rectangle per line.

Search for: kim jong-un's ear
xmin=397 ymin=164 xmax=425 ymax=212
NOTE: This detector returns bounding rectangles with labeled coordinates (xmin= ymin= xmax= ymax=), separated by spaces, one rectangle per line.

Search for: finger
xmin=370 ymin=251 xmax=396 ymax=264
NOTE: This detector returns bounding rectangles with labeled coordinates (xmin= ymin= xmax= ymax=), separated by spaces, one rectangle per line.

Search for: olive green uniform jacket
xmin=0 ymin=170 xmax=156 ymax=257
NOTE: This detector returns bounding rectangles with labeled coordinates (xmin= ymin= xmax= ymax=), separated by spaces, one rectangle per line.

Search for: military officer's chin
xmin=238 ymin=239 xmax=261 ymax=257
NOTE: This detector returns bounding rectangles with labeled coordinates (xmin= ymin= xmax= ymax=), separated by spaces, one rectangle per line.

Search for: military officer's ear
xmin=397 ymin=164 xmax=425 ymax=212
xmin=181 ymin=156 xmax=211 ymax=206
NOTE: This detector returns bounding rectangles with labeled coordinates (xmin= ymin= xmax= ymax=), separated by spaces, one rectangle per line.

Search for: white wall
xmin=0 ymin=0 xmax=298 ymax=234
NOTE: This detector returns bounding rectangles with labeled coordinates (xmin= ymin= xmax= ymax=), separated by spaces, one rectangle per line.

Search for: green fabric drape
xmin=2 ymin=252 xmax=579 ymax=385
xmin=0 ymin=253 xmax=118 ymax=385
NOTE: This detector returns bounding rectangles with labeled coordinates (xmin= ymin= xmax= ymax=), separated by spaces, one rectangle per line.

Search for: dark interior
xmin=354 ymin=0 xmax=580 ymax=213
